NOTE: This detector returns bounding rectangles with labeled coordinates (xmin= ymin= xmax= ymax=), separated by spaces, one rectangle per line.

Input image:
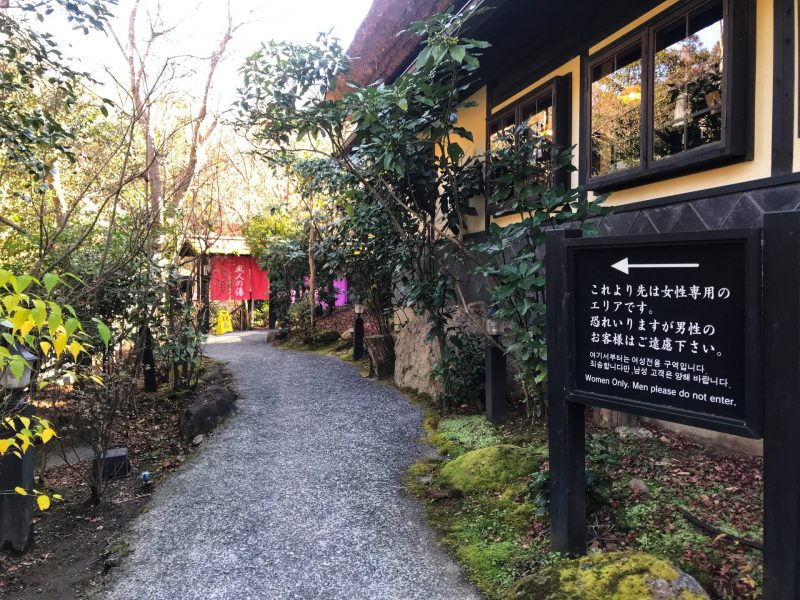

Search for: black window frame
xmin=583 ymin=0 xmax=754 ymax=193
xmin=485 ymin=75 xmax=572 ymax=223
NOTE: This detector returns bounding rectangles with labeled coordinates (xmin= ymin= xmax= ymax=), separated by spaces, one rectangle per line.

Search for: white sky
xmin=42 ymin=0 xmax=374 ymax=109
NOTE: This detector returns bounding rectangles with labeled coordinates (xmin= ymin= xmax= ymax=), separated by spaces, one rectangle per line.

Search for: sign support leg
xmin=763 ymin=212 xmax=800 ymax=599
xmin=548 ymin=395 xmax=586 ymax=555
xmin=485 ymin=339 xmax=507 ymax=424
xmin=546 ymin=228 xmax=586 ymax=555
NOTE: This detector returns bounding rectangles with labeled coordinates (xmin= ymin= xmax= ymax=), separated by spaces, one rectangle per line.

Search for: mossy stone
xmin=508 ymin=551 xmax=709 ymax=600
xmin=439 ymin=444 xmax=543 ymax=495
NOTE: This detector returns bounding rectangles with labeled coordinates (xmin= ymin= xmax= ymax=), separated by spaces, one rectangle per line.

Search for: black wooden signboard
xmin=545 ymin=216 xmax=800 ymax=600
xmin=567 ymin=230 xmax=762 ymax=437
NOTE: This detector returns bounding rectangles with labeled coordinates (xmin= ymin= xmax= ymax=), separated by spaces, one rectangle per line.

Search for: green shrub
xmin=252 ymin=301 xmax=270 ymax=327
xmin=287 ymin=296 xmax=314 ymax=343
xmin=432 ymin=326 xmax=486 ymax=412
xmin=312 ymin=328 xmax=340 ymax=345
xmin=530 ymin=433 xmax=619 ymax=516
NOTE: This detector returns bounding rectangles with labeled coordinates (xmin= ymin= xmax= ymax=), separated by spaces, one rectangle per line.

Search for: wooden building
xmin=347 ymin=0 xmax=793 ymax=452
xmin=349 ymin=0 xmax=795 ymax=234
xmin=179 ymin=236 xmax=269 ymax=332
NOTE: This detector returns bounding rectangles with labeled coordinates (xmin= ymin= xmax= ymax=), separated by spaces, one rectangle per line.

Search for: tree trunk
xmin=365 ymin=334 xmax=395 ymax=379
xmin=308 ymin=226 xmax=315 ymax=332
xmin=593 ymin=408 xmax=638 ymax=428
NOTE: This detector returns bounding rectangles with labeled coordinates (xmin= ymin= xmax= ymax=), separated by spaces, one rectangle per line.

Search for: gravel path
xmin=103 ymin=331 xmax=482 ymax=600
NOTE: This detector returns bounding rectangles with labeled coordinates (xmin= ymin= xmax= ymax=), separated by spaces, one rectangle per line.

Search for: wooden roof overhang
xmin=347 ymin=0 xmax=668 ymax=105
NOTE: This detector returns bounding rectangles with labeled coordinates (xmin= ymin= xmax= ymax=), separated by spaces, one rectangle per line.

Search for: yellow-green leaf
xmin=65 ymin=317 xmax=80 ymax=336
xmin=18 ymin=416 xmax=30 ymax=430
xmin=0 ymin=438 xmax=13 ymax=454
xmin=94 ymin=319 xmax=111 ymax=347
xmin=40 ymin=428 xmax=56 ymax=444
xmin=2 ymin=294 xmax=20 ymax=314
xmin=54 ymin=331 xmax=67 ymax=358
xmin=40 ymin=341 xmax=51 ymax=355
xmin=11 ymin=308 xmax=29 ymax=333
xmin=9 ymin=356 xmax=25 ymax=381
xmin=42 ymin=273 xmax=59 ymax=295
xmin=16 ymin=433 xmax=30 ymax=453
xmin=14 ymin=486 xmax=27 ymax=496
xmin=68 ymin=340 xmax=84 ymax=361
xmin=52 ymin=494 xmax=63 ymax=501
xmin=30 ymin=305 xmax=46 ymax=328
xmin=47 ymin=306 xmax=62 ymax=332
xmin=19 ymin=319 xmax=35 ymax=337
xmin=36 ymin=495 xmax=51 ymax=510
xmin=11 ymin=275 xmax=33 ymax=294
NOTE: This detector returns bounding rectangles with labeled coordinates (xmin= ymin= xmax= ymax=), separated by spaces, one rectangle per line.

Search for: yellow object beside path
xmin=216 ymin=310 xmax=233 ymax=335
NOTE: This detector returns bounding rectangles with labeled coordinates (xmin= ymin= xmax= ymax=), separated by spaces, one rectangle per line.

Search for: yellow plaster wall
xmin=488 ymin=0 xmax=774 ymax=215
xmin=455 ymin=86 xmax=489 ymax=233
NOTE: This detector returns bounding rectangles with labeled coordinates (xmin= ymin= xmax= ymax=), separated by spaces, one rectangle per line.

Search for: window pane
xmin=489 ymin=114 xmax=515 ymax=151
xmin=521 ymin=96 xmax=553 ymax=139
xmin=591 ymin=46 xmax=643 ymax=177
xmin=653 ymin=1 xmax=724 ymax=160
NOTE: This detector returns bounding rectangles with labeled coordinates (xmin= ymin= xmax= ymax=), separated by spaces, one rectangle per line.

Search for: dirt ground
xmin=0 ymin=359 xmax=237 ymax=600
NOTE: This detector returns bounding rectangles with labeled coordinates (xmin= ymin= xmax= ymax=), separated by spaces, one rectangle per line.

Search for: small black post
xmin=353 ymin=313 xmax=365 ymax=360
xmin=546 ymin=228 xmax=586 ymax=556
xmin=763 ymin=211 xmax=800 ymax=599
xmin=142 ymin=326 xmax=157 ymax=393
xmin=200 ymin=254 xmax=210 ymax=334
xmin=0 ymin=394 xmax=34 ymax=552
xmin=268 ymin=300 xmax=277 ymax=330
xmin=485 ymin=338 xmax=507 ymax=423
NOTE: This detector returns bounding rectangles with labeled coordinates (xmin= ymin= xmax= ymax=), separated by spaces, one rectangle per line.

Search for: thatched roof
xmin=180 ymin=236 xmax=251 ymax=258
xmin=344 ymin=0 xmax=452 ymax=87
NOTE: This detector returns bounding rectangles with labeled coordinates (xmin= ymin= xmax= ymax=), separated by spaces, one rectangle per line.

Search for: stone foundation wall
xmin=393 ymin=311 xmax=442 ymax=399
xmin=393 ymin=304 xmax=489 ymax=399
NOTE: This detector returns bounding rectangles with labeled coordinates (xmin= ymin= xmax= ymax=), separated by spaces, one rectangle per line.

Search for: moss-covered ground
xmin=406 ymin=402 xmax=763 ymax=600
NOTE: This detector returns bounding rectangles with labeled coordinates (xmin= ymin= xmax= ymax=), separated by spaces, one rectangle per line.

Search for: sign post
xmin=546 ymin=229 xmax=586 ymax=555
xmin=545 ymin=221 xmax=795 ymax=597
xmin=762 ymin=212 xmax=800 ymax=599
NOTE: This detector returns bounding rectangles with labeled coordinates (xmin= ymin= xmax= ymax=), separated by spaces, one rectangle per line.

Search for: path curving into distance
xmin=102 ymin=331 xmax=481 ymax=600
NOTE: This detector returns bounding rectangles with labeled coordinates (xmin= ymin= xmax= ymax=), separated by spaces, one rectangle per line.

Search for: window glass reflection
xmin=489 ymin=113 xmax=515 ymax=151
xmin=591 ymin=46 xmax=643 ymax=177
xmin=653 ymin=1 xmax=724 ymax=160
xmin=522 ymin=97 xmax=553 ymax=140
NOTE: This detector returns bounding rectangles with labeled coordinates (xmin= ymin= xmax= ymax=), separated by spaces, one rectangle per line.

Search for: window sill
xmin=586 ymin=144 xmax=749 ymax=193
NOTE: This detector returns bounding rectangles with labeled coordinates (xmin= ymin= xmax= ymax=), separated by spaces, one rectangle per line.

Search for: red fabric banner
xmin=249 ymin=256 xmax=270 ymax=300
xmin=209 ymin=256 xmax=269 ymax=301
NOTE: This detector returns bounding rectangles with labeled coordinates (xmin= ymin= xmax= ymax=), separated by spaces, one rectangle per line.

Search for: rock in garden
xmin=102 ymin=541 xmax=130 ymax=574
xmin=340 ymin=328 xmax=353 ymax=341
xmin=192 ymin=434 xmax=204 ymax=446
xmin=439 ymin=444 xmax=544 ymax=495
xmin=180 ymin=386 xmax=236 ymax=441
xmin=616 ymin=425 xmax=655 ymax=440
xmin=629 ymin=478 xmax=650 ymax=495
xmin=508 ymin=551 xmax=709 ymax=599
